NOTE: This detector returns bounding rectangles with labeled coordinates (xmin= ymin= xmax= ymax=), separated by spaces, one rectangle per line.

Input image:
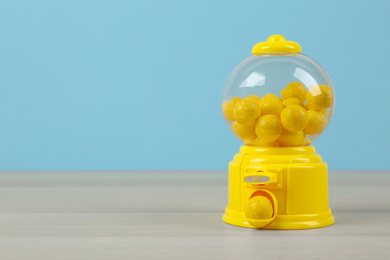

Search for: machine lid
xmin=252 ymin=35 xmax=302 ymax=55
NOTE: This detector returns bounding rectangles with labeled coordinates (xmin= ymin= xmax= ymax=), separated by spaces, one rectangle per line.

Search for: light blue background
xmin=0 ymin=0 xmax=389 ymax=170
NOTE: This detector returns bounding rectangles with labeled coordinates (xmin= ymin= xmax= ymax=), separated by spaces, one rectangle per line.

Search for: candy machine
xmin=221 ymin=35 xmax=335 ymax=229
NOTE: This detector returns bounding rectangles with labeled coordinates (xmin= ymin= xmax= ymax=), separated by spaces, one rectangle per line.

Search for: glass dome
xmin=221 ymin=35 xmax=334 ymax=147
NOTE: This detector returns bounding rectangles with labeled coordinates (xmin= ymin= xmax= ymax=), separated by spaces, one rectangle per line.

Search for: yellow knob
xmin=252 ymin=34 xmax=301 ymax=55
xmin=267 ymin=35 xmax=286 ymax=42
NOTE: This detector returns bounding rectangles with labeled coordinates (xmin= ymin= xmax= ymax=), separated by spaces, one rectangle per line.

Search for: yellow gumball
xmin=232 ymin=121 xmax=256 ymax=141
xmin=222 ymin=97 xmax=243 ymax=121
xmin=306 ymin=84 xmax=333 ymax=110
xmin=255 ymin=115 xmax=283 ymax=142
xmin=245 ymin=196 xmax=273 ymax=220
xmin=281 ymin=82 xmax=307 ymax=102
xmin=232 ymin=97 xmax=242 ymax=104
xmin=233 ymin=98 xmax=261 ymax=125
xmin=304 ymin=103 xmax=327 ymax=116
xmin=245 ymin=95 xmax=261 ymax=104
xmin=263 ymin=93 xmax=281 ymax=101
xmin=319 ymin=119 xmax=328 ymax=133
xmin=282 ymin=98 xmax=304 ymax=108
xmin=304 ymin=110 xmax=326 ymax=135
xmin=259 ymin=95 xmax=283 ymax=116
xmin=222 ymin=100 xmax=234 ymax=121
xmin=278 ymin=129 xmax=306 ymax=147
xmin=280 ymin=105 xmax=309 ymax=132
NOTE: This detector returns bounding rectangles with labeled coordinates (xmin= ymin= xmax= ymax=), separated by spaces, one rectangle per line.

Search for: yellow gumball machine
xmin=221 ymin=35 xmax=335 ymax=229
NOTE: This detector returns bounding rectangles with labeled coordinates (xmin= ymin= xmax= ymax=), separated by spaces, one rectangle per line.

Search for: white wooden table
xmin=0 ymin=170 xmax=389 ymax=259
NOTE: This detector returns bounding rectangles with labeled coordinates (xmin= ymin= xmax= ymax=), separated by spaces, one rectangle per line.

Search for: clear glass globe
xmin=222 ymin=53 xmax=334 ymax=147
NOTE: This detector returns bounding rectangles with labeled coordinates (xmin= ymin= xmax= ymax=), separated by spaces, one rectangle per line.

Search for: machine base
xmin=223 ymin=146 xmax=335 ymax=230
xmin=223 ymin=206 xmax=334 ymax=230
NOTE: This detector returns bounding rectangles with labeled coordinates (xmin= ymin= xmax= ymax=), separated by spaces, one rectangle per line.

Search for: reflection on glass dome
xmin=239 ymin=72 xmax=266 ymax=88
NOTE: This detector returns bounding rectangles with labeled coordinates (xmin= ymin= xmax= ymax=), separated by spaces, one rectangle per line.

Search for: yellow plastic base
xmin=223 ymin=145 xmax=335 ymax=230
xmin=223 ymin=207 xmax=334 ymax=230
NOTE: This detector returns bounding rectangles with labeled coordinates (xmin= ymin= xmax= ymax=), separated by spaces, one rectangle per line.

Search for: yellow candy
xmin=232 ymin=97 xmax=242 ymax=103
xmin=263 ymin=93 xmax=281 ymax=101
xmin=278 ymin=129 xmax=306 ymax=147
xmin=319 ymin=119 xmax=328 ymax=133
xmin=222 ymin=100 xmax=234 ymax=121
xmin=282 ymin=98 xmax=304 ymax=108
xmin=280 ymin=105 xmax=309 ymax=132
xmin=222 ymin=97 xmax=243 ymax=121
xmin=232 ymin=121 xmax=256 ymax=141
xmin=304 ymin=103 xmax=327 ymax=116
xmin=306 ymin=84 xmax=333 ymax=110
xmin=233 ymin=98 xmax=261 ymax=125
xmin=259 ymin=95 xmax=283 ymax=116
xmin=246 ymin=139 xmax=280 ymax=147
xmin=245 ymin=95 xmax=261 ymax=104
xmin=304 ymin=110 xmax=326 ymax=135
xmin=245 ymin=196 xmax=273 ymax=220
xmin=255 ymin=115 xmax=283 ymax=142
xmin=281 ymin=82 xmax=307 ymax=102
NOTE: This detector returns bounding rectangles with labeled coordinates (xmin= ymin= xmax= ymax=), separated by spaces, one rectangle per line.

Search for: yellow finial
xmin=252 ymin=35 xmax=301 ymax=55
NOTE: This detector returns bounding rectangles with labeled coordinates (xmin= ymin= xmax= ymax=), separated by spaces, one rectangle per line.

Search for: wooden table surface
xmin=0 ymin=170 xmax=389 ymax=259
